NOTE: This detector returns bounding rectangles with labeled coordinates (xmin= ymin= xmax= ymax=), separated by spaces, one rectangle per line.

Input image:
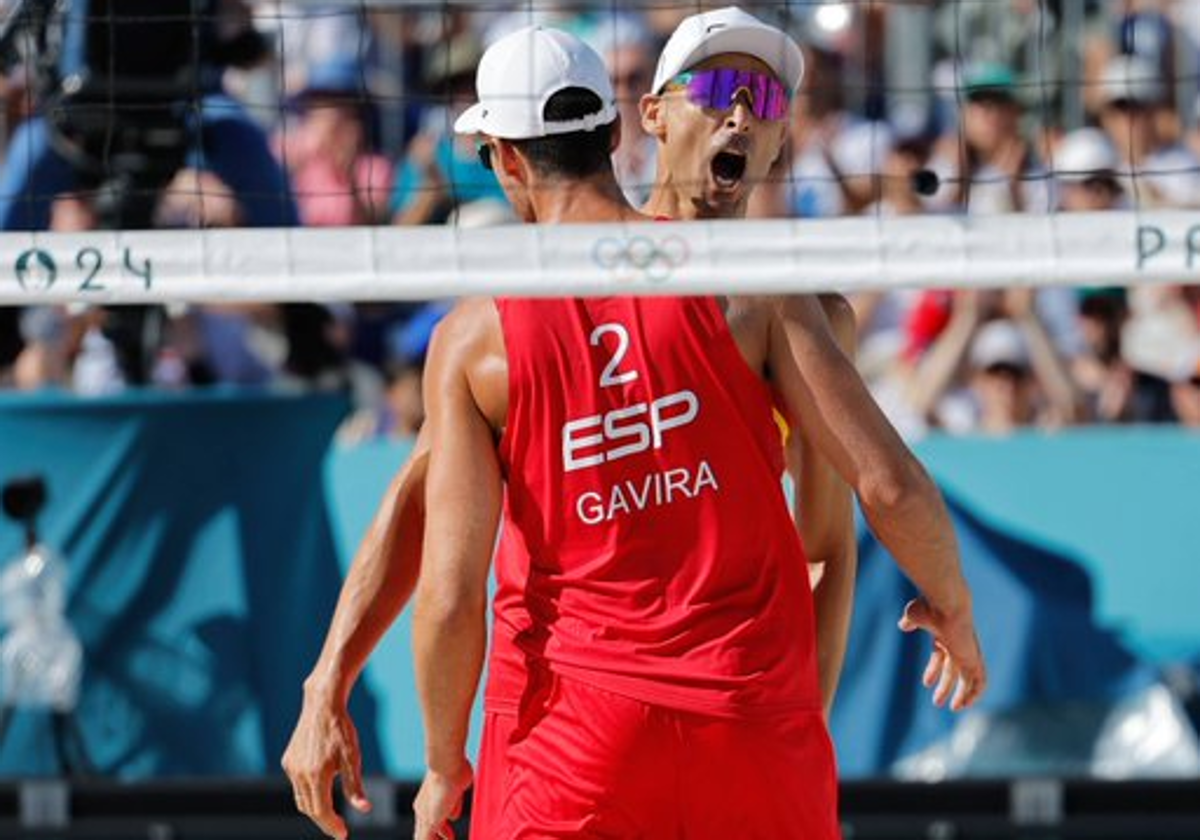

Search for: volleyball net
xmin=2 ymin=211 xmax=1199 ymax=304
xmin=0 ymin=1 xmax=1196 ymax=304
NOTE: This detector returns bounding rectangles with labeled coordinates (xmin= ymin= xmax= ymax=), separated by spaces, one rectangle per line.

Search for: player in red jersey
xmin=410 ymin=24 xmax=984 ymax=840
xmin=470 ymin=11 xmax=861 ymax=836
xmin=283 ymin=11 xmax=955 ymax=840
xmin=286 ymin=11 xmax=859 ymax=840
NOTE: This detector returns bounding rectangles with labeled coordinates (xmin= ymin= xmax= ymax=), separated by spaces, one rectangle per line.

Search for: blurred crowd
xmin=0 ymin=0 xmax=1199 ymax=439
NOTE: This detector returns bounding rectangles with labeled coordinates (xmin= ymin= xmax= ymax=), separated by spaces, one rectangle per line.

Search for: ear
xmin=640 ymin=93 xmax=667 ymax=142
xmin=609 ymin=114 xmax=623 ymax=154
xmin=495 ymin=139 xmax=525 ymax=181
xmin=768 ymin=121 xmax=788 ymax=167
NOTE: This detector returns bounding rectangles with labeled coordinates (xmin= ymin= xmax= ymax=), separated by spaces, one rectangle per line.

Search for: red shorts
xmin=487 ymin=672 xmax=840 ymax=840
xmin=470 ymin=709 xmax=518 ymax=839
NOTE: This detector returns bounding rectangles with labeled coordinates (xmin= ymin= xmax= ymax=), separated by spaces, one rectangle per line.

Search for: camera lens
xmin=1 ymin=476 xmax=47 ymax=523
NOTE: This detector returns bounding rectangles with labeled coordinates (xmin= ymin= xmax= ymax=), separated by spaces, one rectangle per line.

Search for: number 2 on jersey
xmin=590 ymin=323 xmax=639 ymax=387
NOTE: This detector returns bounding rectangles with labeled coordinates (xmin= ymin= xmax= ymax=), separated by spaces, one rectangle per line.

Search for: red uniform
xmin=472 ymin=296 xmax=839 ymax=840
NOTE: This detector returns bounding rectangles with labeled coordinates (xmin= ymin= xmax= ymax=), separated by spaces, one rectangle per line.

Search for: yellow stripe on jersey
xmin=773 ymin=408 xmax=791 ymax=446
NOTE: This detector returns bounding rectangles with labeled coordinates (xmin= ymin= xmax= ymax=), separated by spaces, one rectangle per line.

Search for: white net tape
xmin=1 ymin=210 xmax=1197 ymax=304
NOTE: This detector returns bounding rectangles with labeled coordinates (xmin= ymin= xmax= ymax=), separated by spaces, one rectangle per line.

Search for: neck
xmin=644 ymin=175 xmax=689 ymax=219
xmin=528 ymin=172 xmax=638 ymax=224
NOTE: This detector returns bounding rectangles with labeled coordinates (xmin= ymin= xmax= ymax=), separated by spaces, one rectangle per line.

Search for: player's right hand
xmin=413 ymin=762 xmax=473 ymax=840
xmin=281 ymin=689 xmax=372 ymax=839
xmin=898 ymin=596 xmax=987 ymax=712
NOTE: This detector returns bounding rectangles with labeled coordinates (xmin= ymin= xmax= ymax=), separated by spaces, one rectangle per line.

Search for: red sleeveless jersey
xmin=487 ymin=296 xmax=819 ymax=717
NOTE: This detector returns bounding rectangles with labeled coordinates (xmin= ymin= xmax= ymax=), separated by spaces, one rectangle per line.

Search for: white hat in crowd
xmin=970 ymin=320 xmax=1031 ymax=371
xmin=454 ymin=26 xmax=618 ymax=140
xmin=830 ymin=120 xmax=895 ymax=177
xmin=1099 ymin=55 xmax=1164 ymax=106
xmin=1055 ymin=128 xmax=1120 ymax=183
xmin=651 ymin=6 xmax=805 ymax=95
xmin=1175 ymin=343 xmax=1200 ymax=384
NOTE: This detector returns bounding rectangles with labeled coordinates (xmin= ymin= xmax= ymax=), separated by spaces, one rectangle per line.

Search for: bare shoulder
xmin=722 ymin=294 xmax=774 ymax=334
xmin=756 ymin=294 xmax=845 ymax=335
xmin=719 ymin=295 xmax=773 ymax=376
xmin=426 ymin=297 xmax=507 ymax=429
xmin=752 ymin=294 xmax=849 ymax=378
xmin=430 ymin=297 xmax=502 ymax=351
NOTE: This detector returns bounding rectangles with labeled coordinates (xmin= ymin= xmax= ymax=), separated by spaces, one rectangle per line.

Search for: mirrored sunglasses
xmin=477 ymin=142 xmax=494 ymax=171
xmin=670 ymin=68 xmax=791 ymax=122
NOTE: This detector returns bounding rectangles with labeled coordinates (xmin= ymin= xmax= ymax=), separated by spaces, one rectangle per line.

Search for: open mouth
xmin=711 ymin=150 xmax=748 ymax=190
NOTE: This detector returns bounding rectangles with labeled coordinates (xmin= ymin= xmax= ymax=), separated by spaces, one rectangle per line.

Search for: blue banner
xmin=1 ymin=398 xmax=1197 ymax=779
xmin=0 ymin=391 xmax=374 ymax=777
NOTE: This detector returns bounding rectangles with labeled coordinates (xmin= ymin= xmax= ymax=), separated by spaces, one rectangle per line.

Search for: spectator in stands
xmin=1172 ymin=349 xmax=1200 ymax=426
xmin=1094 ymin=54 xmax=1200 ymax=208
xmin=10 ymin=307 xmax=69 ymax=391
xmin=786 ymin=46 xmax=874 ymax=218
xmin=282 ymin=57 xmax=395 ymax=227
xmin=932 ymin=0 xmax=1061 ymax=93
xmin=1054 ymin=127 xmax=1127 ymax=212
xmin=272 ymin=1 xmax=378 ymax=100
xmin=28 ymin=194 xmax=130 ymax=396
xmin=337 ymin=300 xmax=447 ymax=443
xmin=156 ymin=169 xmax=286 ymax=389
xmin=1111 ymin=1 xmax=1178 ymax=89
xmin=389 ymin=34 xmax=507 ymax=225
xmin=337 ymin=358 xmax=425 ymax=443
xmin=0 ymin=0 xmax=298 ymax=231
xmin=1072 ymin=287 xmax=1176 ymax=423
xmin=1051 ymin=128 xmax=1175 ymax=423
xmin=1121 ymin=281 xmax=1200 ymax=402
xmin=906 ymin=289 xmax=1082 ymax=434
xmin=378 ymin=361 xmax=425 ymax=436
xmin=588 ymin=14 xmax=658 ymax=205
xmin=844 ymin=132 xmax=934 ymax=438
xmin=927 ymin=62 xmax=1052 ymax=215
xmin=157 ymin=168 xmax=246 ymax=229
xmin=928 ymin=64 xmax=1087 ymax=355
xmin=848 ymin=133 xmax=930 ymax=329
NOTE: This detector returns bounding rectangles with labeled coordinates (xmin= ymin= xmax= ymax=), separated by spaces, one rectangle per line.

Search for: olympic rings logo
xmin=592 ymin=235 xmax=689 ymax=284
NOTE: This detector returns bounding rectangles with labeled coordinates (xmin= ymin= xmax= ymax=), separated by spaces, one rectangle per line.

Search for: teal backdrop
xmin=0 ymin=391 xmax=378 ymax=777
xmin=0 ymin=391 xmax=1197 ymax=778
xmin=914 ymin=431 xmax=1200 ymax=662
xmin=326 ymin=428 xmax=1200 ymax=778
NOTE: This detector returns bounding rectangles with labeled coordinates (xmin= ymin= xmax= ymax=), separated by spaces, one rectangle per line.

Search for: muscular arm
xmin=795 ymin=293 xmax=858 ymax=718
xmin=763 ymin=294 xmax=985 ymax=711
xmin=411 ymin=304 xmax=504 ymax=838
xmin=308 ymin=426 xmax=430 ymax=700
xmin=283 ymin=427 xmax=429 ymax=839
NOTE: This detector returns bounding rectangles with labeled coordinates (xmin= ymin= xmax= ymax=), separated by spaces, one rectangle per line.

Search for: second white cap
xmin=651 ymin=6 xmax=805 ymax=95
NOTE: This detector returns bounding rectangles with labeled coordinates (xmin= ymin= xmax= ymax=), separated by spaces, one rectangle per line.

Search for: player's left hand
xmin=281 ymin=690 xmax=371 ymax=840
xmin=898 ymin=596 xmax=987 ymax=712
xmin=412 ymin=762 xmax=473 ymax=840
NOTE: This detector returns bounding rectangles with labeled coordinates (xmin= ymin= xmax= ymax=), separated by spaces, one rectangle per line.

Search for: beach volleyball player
xmin=469 ymin=9 xmax=867 ymax=835
xmin=283 ymin=11 xmax=985 ymax=840
xmin=409 ymin=25 xmax=983 ymax=840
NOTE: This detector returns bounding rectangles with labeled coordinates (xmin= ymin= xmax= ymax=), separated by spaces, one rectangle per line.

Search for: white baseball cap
xmin=970 ymin=320 xmax=1030 ymax=371
xmin=453 ymin=26 xmax=618 ymax=140
xmin=1055 ymin=128 xmax=1120 ymax=183
xmin=651 ymin=6 xmax=805 ymax=95
xmin=1099 ymin=55 xmax=1164 ymax=106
